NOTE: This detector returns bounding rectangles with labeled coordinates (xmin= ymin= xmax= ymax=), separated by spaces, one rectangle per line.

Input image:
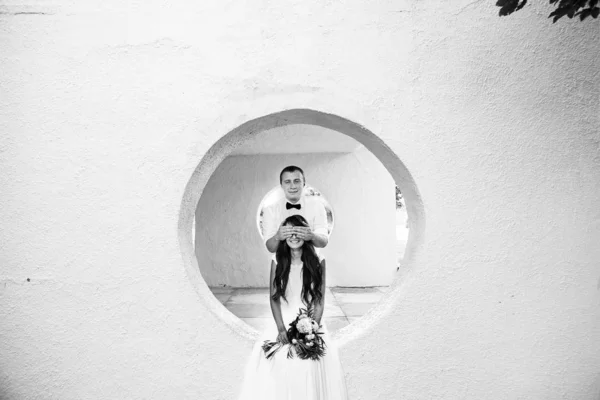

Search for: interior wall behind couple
xmin=195 ymin=146 xmax=397 ymax=288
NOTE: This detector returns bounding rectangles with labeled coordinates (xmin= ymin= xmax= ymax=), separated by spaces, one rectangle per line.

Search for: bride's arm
xmin=313 ymin=259 xmax=326 ymax=324
xmin=269 ymin=260 xmax=289 ymax=343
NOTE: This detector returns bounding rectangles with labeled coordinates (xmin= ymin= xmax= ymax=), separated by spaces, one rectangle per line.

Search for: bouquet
xmin=262 ymin=306 xmax=326 ymax=361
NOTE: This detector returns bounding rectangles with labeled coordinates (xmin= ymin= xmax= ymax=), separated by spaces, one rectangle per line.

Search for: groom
xmin=263 ymin=165 xmax=329 ymax=253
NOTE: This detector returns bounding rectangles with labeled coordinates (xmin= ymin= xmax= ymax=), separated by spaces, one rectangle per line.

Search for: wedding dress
xmin=238 ymin=256 xmax=348 ymax=400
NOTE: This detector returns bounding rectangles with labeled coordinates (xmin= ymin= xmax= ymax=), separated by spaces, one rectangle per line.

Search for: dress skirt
xmin=238 ymin=324 xmax=348 ymax=400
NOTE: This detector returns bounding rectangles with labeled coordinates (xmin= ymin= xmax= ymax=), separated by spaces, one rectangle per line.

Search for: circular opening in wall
xmin=179 ymin=109 xmax=425 ymax=345
xmin=257 ymin=185 xmax=335 ymax=239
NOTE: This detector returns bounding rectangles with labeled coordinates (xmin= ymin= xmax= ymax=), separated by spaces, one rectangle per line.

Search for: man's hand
xmin=275 ymin=223 xmax=294 ymax=241
xmin=292 ymin=226 xmax=314 ymax=241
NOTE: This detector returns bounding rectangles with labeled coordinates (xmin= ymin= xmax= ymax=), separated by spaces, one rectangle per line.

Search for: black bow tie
xmin=286 ymin=202 xmax=301 ymax=210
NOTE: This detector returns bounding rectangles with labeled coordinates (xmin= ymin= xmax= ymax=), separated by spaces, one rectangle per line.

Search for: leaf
xmin=497 ymin=0 xmax=528 ymax=16
xmin=549 ymin=7 xmax=569 ymax=21
xmin=516 ymin=0 xmax=528 ymax=10
xmin=497 ymin=0 xmax=519 ymax=16
xmin=591 ymin=7 xmax=600 ymax=17
xmin=578 ymin=8 xmax=592 ymax=19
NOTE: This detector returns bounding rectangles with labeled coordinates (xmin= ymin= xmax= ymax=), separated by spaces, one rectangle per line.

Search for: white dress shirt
xmin=262 ymin=195 xmax=329 ymax=245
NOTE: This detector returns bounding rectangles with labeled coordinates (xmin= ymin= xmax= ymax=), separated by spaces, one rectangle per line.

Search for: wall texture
xmin=195 ymin=147 xmax=397 ymax=288
xmin=1 ymin=0 xmax=599 ymax=399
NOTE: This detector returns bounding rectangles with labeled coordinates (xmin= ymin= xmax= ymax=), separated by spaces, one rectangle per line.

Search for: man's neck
xmin=285 ymin=197 xmax=301 ymax=204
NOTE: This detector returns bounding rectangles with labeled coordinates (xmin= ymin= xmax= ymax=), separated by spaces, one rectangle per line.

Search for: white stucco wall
xmin=195 ymin=147 xmax=397 ymax=288
xmin=1 ymin=1 xmax=599 ymax=399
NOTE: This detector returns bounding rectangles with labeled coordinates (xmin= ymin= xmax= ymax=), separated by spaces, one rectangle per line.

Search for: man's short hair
xmin=279 ymin=165 xmax=305 ymax=184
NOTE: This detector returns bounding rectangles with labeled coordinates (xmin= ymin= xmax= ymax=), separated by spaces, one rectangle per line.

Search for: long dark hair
xmin=271 ymin=215 xmax=323 ymax=306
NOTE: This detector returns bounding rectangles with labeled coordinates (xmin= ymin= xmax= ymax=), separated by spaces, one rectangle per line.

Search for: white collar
xmin=284 ymin=195 xmax=305 ymax=206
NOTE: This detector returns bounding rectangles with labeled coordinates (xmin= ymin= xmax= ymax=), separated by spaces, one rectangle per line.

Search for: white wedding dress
xmin=238 ymin=257 xmax=348 ymax=400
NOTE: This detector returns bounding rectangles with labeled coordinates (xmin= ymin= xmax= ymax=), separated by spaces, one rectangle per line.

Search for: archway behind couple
xmin=185 ymin=109 xmax=424 ymax=341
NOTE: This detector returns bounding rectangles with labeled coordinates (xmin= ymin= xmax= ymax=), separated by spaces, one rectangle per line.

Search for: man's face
xmin=280 ymin=171 xmax=304 ymax=203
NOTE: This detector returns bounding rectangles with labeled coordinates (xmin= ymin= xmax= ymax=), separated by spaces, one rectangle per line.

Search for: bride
xmin=238 ymin=215 xmax=348 ymax=400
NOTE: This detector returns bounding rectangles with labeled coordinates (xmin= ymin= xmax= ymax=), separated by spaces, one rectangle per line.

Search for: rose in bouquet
xmin=262 ymin=306 xmax=326 ymax=361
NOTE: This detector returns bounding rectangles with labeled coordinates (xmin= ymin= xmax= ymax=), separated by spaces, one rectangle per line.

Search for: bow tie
xmin=286 ymin=202 xmax=301 ymax=210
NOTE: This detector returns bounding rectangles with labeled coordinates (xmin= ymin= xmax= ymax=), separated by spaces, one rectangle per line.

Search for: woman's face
xmin=285 ymin=224 xmax=304 ymax=249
